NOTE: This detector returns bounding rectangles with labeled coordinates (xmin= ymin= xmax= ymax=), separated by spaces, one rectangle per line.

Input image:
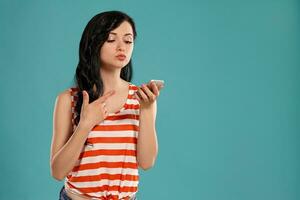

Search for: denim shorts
xmin=59 ymin=186 xmax=72 ymax=200
xmin=59 ymin=186 xmax=137 ymax=200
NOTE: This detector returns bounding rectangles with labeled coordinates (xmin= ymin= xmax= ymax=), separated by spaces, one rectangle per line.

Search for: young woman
xmin=50 ymin=11 xmax=163 ymax=200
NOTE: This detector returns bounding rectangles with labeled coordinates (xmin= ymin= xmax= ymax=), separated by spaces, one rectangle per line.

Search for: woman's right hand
xmin=78 ymin=90 xmax=116 ymax=131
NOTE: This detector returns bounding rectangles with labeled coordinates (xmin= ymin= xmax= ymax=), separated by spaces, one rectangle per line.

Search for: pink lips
xmin=116 ymin=54 xmax=126 ymax=61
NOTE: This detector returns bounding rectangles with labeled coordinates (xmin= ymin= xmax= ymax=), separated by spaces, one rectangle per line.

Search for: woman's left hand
xmin=134 ymin=81 xmax=163 ymax=109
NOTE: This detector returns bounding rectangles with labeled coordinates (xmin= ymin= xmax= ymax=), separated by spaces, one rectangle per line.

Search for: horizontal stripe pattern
xmin=78 ymin=149 xmax=137 ymax=159
xmin=65 ymin=83 xmax=140 ymax=199
xmin=66 ymin=182 xmax=137 ymax=200
xmin=69 ymin=184 xmax=138 ymax=193
xmin=69 ymin=173 xmax=139 ymax=182
xmin=68 ymin=167 xmax=139 ymax=177
xmin=92 ymin=124 xmax=139 ymax=132
xmin=88 ymin=130 xmax=138 ymax=138
xmin=82 ymin=143 xmax=136 ymax=150
xmin=68 ymin=179 xmax=139 ymax=188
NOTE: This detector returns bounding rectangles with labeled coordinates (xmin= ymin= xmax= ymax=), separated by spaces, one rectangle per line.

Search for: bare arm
xmin=50 ymin=89 xmax=116 ymax=181
xmin=136 ymin=101 xmax=158 ymax=170
xmin=135 ymin=83 xmax=162 ymax=170
xmin=50 ymin=90 xmax=90 ymax=181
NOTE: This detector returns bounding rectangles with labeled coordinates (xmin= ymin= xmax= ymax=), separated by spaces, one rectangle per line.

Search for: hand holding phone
xmin=149 ymin=80 xmax=165 ymax=90
xmin=135 ymin=80 xmax=164 ymax=104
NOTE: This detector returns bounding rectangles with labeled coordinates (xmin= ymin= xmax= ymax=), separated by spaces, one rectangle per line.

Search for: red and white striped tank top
xmin=64 ymin=83 xmax=140 ymax=200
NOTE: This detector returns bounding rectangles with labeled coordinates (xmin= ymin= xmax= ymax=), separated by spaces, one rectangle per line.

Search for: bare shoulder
xmin=56 ymin=89 xmax=72 ymax=103
xmin=50 ymin=89 xmax=73 ymax=161
xmin=53 ymin=88 xmax=73 ymax=135
xmin=54 ymin=89 xmax=73 ymax=113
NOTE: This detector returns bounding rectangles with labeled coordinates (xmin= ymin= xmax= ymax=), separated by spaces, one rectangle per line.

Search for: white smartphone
xmin=150 ymin=80 xmax=165 ymax=88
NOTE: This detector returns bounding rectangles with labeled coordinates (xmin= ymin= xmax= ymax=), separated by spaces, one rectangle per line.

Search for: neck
xmin=100 ymin=67 xmax=124 ymax=93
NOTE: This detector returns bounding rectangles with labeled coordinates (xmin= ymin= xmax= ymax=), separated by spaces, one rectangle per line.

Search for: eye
xmin=125 ymin=40 xmax=133 ymax=44
xmin=106 ymin=40 xmax=115 ymax=43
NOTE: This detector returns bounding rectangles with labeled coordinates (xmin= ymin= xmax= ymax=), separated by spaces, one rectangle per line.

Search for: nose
xmin=116 ymin=40 xmax=125 ymax=51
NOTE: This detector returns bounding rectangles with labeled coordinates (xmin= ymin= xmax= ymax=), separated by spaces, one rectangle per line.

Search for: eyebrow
xmin=109 ymin=32 xmax=133 ymax=36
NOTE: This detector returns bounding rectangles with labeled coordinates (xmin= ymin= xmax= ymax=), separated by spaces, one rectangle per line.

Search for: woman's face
xmin=100 ymin=21 xmax=134 ymax=70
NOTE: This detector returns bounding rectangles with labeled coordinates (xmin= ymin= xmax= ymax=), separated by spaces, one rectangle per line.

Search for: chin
xmin=102 ymin=60 xmax=130 ymax=70
xmin=108 ymin=64 xmax=128 ymax=70
xmin=115 ymin=61 xmax=130 ymax=68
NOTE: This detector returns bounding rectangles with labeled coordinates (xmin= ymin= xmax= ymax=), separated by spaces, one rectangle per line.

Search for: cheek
xmin=127 ymin=45 xmax=134 ymax=56
xmin=100 ymin=45 xmax=113 ymax=60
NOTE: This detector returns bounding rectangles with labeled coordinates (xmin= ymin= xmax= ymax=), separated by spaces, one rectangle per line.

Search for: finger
xmin=136 ymin=90 xmax=143 ymax=99
xmin=101 ymin=103 xmax=108 ymax=113
xmin=82 ymin=90 xmax=89 ymax=107
xmin=138 ymin=86 xmax=149 ymax=102
xmin=141 ymin=84 xmax=156 ymax=101
xmin=103 ymin=109 xmax=108 ymax=119
xmin=134 ymin=92 xmax=141 ymax=102
xmin=104 ymin=109 xmax=108 ymax=115
xmin=98 ymin=90 xmax=116 ymax=103
xmin=149 ymin=82 xmax=159 ymax=96
xmin=157 ymin=85 xmax=163 ymax=91
xmin=149 ymin=81 xmax=164 ymax=91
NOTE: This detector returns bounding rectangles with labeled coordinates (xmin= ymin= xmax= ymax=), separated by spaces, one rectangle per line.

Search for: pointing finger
xmin=82 ymin=90 xmax=89 ymax=107
xmin=102 ymin=102 xmax=107 ymax=109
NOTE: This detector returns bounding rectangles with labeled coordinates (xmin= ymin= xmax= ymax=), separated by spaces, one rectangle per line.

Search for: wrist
xmin=78 ymin=120 xmax=92 ymax=132
xmin=140 ymin=101 xmax=155 ymax=110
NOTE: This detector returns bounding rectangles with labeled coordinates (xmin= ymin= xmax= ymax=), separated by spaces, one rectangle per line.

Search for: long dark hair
xmin=73 ymin=10 xmax=137 ymax=126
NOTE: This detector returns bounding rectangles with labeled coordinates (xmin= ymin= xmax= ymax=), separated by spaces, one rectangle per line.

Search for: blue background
xmin=0 ymin=0 xmax=299 ymax=199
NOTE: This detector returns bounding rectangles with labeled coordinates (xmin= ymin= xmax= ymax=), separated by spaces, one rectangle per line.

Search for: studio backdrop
xmin=0 ymin=0 xmax=299 ymax=200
